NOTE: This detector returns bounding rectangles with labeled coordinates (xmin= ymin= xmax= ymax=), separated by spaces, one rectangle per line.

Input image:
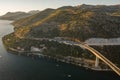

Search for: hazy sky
xmin=0 ymin=0 xmax=120 ymax=15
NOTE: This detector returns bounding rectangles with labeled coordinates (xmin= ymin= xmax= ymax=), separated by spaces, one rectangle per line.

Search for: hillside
xmin=13 ymin=4 xmax=120 ymax=41
xmin=12 ymin=8 xmax=55 ymax=30
xmin=0 ymin=10 xmax=40 ymax=20
xmin=3 ymin=4 xmax=120 ymax=67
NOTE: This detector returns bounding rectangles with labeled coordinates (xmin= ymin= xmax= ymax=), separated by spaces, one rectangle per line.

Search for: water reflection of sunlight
xmin=0 ymin=20 xmax=14 ymax=37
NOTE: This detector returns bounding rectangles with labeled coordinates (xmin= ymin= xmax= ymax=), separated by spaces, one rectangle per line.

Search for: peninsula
xmin=2 ymin=4 xmax=120 ymax=71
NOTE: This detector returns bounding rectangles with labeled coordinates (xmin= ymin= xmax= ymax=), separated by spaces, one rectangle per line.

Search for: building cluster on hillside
xmin=31 ymin=44 xmax=47 ymax=52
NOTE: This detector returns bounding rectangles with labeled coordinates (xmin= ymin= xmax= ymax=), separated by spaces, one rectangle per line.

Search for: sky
xmin=0 ymin=0 xmax=120 ymax=15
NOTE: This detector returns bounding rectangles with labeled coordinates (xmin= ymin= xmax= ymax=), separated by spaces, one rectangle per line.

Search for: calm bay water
xmin=0 ymin=20 xmax=119 ymax=80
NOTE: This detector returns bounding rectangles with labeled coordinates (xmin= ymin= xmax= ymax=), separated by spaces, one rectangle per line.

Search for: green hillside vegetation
xmin=12 ymin=9 xmax=55 ymax=30
xmin=13 ymin=5 xmax=120 ymax=41
xmin=3 ymin=33 xmax=94 ymax=60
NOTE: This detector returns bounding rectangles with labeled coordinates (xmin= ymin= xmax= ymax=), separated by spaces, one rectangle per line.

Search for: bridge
xmin=16 ymin=36 xmax=120 ymax=76
xmin=48 ymin=38 xmax=120 ymax=76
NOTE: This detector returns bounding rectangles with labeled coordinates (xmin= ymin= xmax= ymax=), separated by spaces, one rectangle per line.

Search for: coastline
xmin=6 ymin=46 xmax=112 ymax=72
xmin=1 ymin=26 xmax=112 ymax=72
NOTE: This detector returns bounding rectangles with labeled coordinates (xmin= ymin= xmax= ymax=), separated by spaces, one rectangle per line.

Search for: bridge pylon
xmin=95 ymin=57 xmax=99 ymax=68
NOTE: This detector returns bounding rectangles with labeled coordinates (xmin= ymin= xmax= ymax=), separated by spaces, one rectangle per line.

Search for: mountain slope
xmin=13 ymin=4 xmax=120 ymax=41
xmin=12 ymin=8 xmax=55 ymax=30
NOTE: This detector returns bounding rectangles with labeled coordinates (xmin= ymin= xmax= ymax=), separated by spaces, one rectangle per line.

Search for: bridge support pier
xmin=95 ymin=57 xmax=99 ymax=68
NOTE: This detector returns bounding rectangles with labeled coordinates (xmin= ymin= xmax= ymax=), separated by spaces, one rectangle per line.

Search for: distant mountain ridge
xmin=28 ymin=10 xmax=40 ymax=14
xmin=0 ymin=10 xmax=40 ymax=20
